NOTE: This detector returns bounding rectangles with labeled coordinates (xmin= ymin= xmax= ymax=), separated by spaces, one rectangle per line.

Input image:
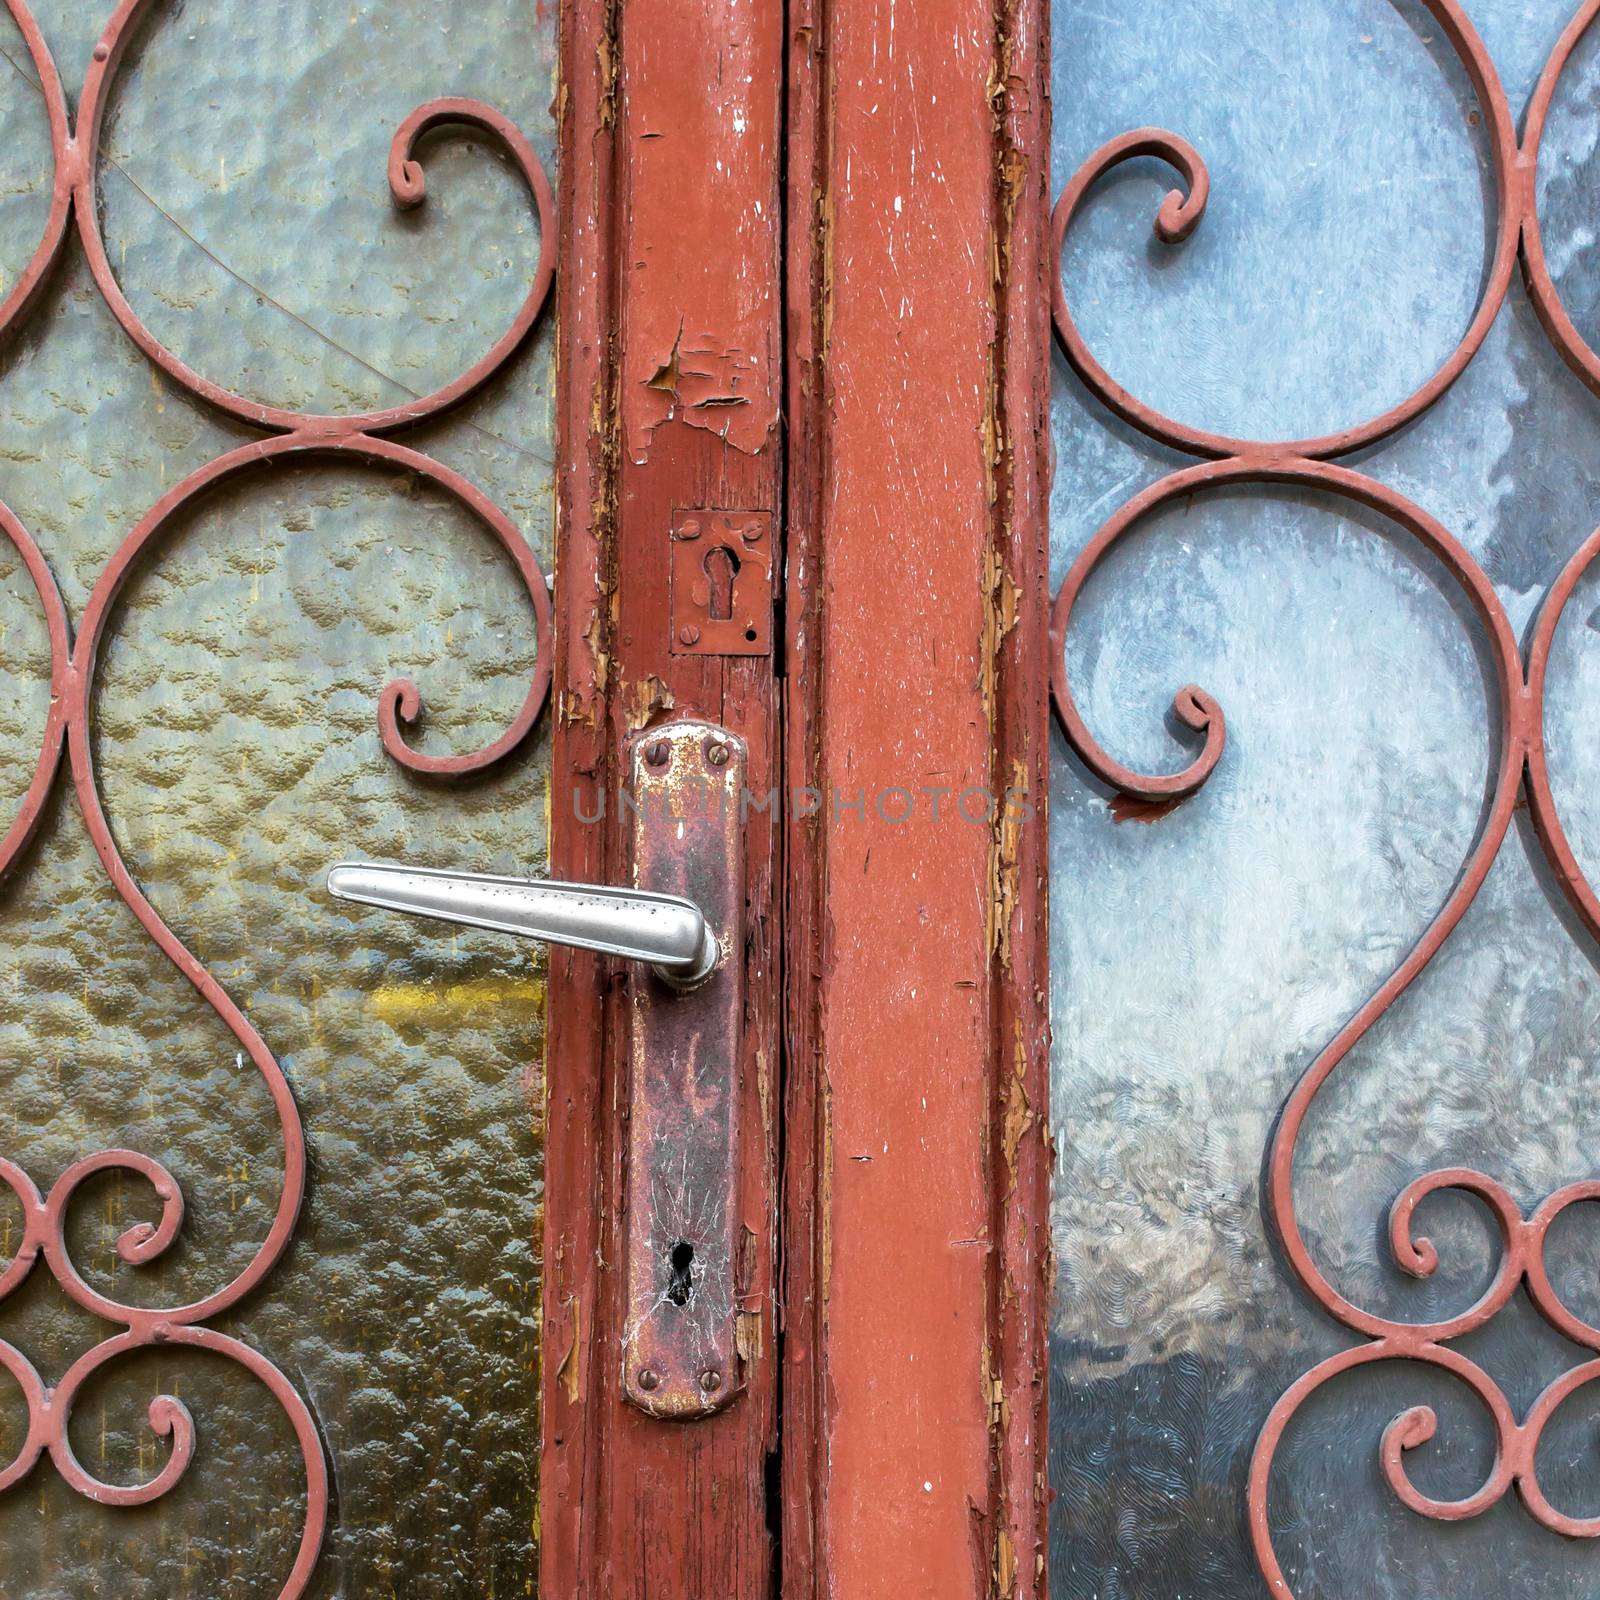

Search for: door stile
xmin=542 ymin=0 xmax=619 ymax=1589
xmin=545 ymin=0 xmax=785 ymax=1594
xmin=777 ymin=0 xmax=1055 ymax=1594
xmin=778 ymin=0 xmax=829 ymax=1593
xmin=988 ymin=0 xmax=1055 ymax=1595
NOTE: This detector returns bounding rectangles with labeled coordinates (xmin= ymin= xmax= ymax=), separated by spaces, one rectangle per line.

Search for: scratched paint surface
xmin=0 ymin=1 xmax=553 ymax=1593
xmin=1051 ymin=2 xmax=1600 ymax=1596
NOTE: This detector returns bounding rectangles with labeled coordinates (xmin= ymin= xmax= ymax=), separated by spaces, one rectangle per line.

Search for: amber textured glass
xmin=0 ymin=0 xmax=555 ymax=1594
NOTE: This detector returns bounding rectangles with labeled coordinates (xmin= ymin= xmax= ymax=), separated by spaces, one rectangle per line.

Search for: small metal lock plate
xmin=669 ymin=509 xmax=773 ymax=656
xmin=623 ymin=719 xmax=747 ymax=1418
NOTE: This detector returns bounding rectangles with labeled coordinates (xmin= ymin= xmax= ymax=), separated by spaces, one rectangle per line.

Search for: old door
xmin=13 ymin=1 xmax=1600 ymax=1599
xmin=0 ymin=0 xmax=794 ymax=1593
xmin=761 ymin=0 xmax=1600 ymax=1597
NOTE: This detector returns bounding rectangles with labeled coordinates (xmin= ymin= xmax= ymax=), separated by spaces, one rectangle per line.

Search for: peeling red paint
xmin=779 ymin=0 xmax=1056 ymax=1595
xmin=803 ymin=2 xmax=1005 ymax=1596
xmin=546 ymin=0 xmax=782 ymax=1595
xmin=638 ymin=322 xmax=764 ymax=447
xmin=619 ymin=17 xmax=780 ymax=463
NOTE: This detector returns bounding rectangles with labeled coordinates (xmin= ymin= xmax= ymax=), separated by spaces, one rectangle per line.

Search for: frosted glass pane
xmin=1050 ymin=3 xmax=1600 ymax=1595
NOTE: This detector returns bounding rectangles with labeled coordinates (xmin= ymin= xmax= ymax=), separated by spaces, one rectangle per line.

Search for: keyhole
xmin=667 ymin=1240 xmax=695 ymax=1306
xmin=703 ymin=545 xmax=740 ymax=622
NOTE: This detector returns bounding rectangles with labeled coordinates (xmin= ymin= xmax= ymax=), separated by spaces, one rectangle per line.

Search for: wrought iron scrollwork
xmin=1051 ymin=1 xmax=1600 ymax=1592
xmin=0 ymin=0 xmax=555 ymax=1592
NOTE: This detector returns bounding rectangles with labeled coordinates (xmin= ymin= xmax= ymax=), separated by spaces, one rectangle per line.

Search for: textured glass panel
xmin=1050 ymin=2 xmax=1600 ymax=1597
xmin=0 ymin=1 xmax=554 ymax=1594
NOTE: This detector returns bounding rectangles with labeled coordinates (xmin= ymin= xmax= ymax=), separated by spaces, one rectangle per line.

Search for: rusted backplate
xmin=623 ymin=719 xmax=747 ymax=1417
xmin=669 ymin=509 xmax=773 ymax=655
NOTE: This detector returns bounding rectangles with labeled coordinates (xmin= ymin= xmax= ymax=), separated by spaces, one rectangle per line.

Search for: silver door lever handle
xmin=325 ymin=861 xmax=719 ymax=987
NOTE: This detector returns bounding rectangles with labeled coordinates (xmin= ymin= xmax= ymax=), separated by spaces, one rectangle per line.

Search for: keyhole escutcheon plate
xmin=669 ymin=508 xmax=774 ymax=655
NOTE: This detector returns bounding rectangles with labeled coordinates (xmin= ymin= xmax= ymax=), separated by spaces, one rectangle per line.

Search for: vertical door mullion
xmin=780 ymin=0 xmax=1054 ymax=1596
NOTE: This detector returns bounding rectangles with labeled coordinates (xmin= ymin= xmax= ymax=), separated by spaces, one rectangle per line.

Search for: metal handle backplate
xmin=622 ymin=718 xmax=747 ymax=1418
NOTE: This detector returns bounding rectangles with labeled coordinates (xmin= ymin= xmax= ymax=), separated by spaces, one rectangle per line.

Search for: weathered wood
xmin=782 ymin=0 xmax=1053 ymax=1594
xmin=545 ymin=0 xmax=783 ymax=1593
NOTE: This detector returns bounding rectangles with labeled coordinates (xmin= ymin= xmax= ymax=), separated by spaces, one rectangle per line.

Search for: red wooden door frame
xmin=781 ymin=0 xmax=1053 ymax=1595
xmin=542 ymin=0 xmax=1054 ymax=1593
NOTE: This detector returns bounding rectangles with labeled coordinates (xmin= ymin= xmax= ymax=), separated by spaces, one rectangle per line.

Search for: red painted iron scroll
xmin=0 ymin=1 xmax=555 ymax=1593
xmin=1050 ymin=2 xmax=1600 ymax=1592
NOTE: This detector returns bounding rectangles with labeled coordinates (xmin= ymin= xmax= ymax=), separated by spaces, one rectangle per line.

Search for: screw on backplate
xmin=638 ymin=1368 xmax=660 ymax=1392
xmin=677 ymin=518 xmax=702 ymax=541
xmin=645 ymin=740 xmax=671 ymax=768
xmin=705 ymin=741 xmax=729 ymax=767
xmin=699 ymin=1369 xmax=722 ymax=1393
xmin=678 ymin=625 xmax=702 ymax=647
xmin=740 ymin=521 xmax=763 ymax=544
